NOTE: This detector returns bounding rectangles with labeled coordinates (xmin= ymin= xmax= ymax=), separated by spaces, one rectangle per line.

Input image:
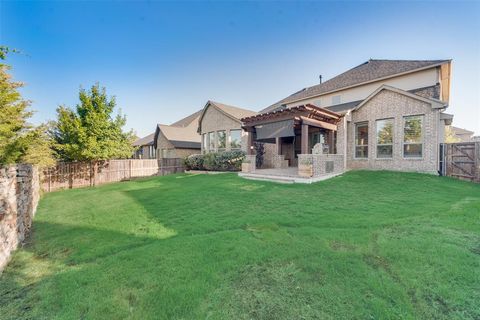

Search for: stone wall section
xmin=298 ymin=154 xmax=345 ymax=177
xmin=346 ymin=89 xmax=441 ymax=173
xmin=0 ymin=164 xmax=40 ymax=272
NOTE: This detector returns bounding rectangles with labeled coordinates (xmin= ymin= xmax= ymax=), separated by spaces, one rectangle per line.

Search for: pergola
xmin=242 ymin=104 xmax=342 ymax=156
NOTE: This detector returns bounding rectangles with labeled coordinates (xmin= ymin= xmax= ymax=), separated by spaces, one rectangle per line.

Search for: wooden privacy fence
xmin=42 ymin=159 xmax=160 ymax=192
xmin=159 ymin=158 xmax=185 ymax=176
xmin=440 ymin=142 xmax=480 ymax=183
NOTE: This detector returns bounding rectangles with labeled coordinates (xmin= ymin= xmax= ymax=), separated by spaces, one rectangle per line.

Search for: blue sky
xmin=1 ymin=1 xmax=479 ymax=137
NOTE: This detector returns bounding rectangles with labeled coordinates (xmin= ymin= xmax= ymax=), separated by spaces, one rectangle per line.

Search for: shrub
xmin=184 ymin=150 xmax=245 ymax=171
xmin=183 ymin=154 xmax=204 ymax=170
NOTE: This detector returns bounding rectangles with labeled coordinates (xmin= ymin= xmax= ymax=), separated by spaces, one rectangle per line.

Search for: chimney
xmin=319 ymin=75 xmax=322 ymax=84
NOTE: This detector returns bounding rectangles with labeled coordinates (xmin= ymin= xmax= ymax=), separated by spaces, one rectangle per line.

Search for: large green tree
xmin=0 ymin=46 xmax=54 ymax=166
xmin=51 ymin=83 xmax=135 ymax=161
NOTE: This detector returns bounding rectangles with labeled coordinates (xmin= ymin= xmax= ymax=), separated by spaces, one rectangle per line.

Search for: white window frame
xmin=208 ymin=131 xmax=216 ymax=152
xmin=202 ymin=133 xmax=208 ymax=153
xmin=376 ymin=118 xmax=394 ymax=159
xmin=403 ymin=115 xmax=424 ymax=159
xmin=354 ymin=122 xmax=369 ymax=159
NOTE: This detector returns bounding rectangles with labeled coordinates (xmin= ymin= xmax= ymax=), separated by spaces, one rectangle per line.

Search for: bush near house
xmin=184 ymin=150 xmax=245 ymax=171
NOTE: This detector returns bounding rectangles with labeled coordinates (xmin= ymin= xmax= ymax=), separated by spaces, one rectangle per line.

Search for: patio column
xmin=301 ymin=123 xmax=309 ymax=154
xmin=275 ymin=137 xmax=281 ymax=155
xmin=246 ymin=130 xmax=254 ymax=155
xmin=328 ymin=130 xmax=335 ymax=154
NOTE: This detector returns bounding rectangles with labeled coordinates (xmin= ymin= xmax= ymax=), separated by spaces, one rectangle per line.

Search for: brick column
xmin=246 ymin=131 xmax=254 ymax=155
xmin=275 ymin=137 xmax=281 ymax=155
xmin=301 ymin=124 xmax=309 ymax=154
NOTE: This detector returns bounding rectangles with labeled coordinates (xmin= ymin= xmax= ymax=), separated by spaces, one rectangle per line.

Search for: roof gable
xmin=354 ymin=85 xmax=447 ymax=111
xmin=154 ymin=123 xmax=200 ymax=149
xmin=262 ymin=59 xmax=450 ymax=113
xmin=198 ymin=100 xmax=257 ymax=133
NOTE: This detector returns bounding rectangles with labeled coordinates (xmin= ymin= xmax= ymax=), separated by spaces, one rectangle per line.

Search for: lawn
xmin=0 ymin=171 xmax=479 ymax=319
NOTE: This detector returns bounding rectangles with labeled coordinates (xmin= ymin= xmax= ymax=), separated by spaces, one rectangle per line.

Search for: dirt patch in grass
xmin=329 ymin=240 xmax=356 ymax=252
xmin=211 ymin=261 xmax=324 ymax=320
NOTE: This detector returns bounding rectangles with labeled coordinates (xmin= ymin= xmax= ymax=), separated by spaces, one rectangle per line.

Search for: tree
xmin=0 ymin=47 xmax=54 ymax=166
xmin=51 ymin=83 xmax=135 ymax=161
xmin=445 ymin=125 xmax=460 ymax=143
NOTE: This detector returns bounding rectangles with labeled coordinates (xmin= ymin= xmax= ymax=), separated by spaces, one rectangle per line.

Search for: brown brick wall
xmin=199 ymin=106 xmax=248 ymax=152
xmin=346 ymin=89 xmax=441 ymax=173
xmin=156 ymin=129 xmax=199 ymax=159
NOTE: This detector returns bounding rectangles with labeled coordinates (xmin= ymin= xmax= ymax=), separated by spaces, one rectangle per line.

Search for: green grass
xmin=1 ymin=171 xmax=479 ymax=319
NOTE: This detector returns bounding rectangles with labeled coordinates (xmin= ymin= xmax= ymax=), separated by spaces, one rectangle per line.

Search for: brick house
xmin=197 ymin=100 xmax=256 ymax=153
xmin=154 ymin=110 xmax=202 ymax=159
xmin=133 ymin=133 xmax=156 ymax=159
xmin=241 ymin=59 xmax=453 ymax=178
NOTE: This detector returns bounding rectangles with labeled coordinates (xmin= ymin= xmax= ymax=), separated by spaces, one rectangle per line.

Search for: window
xmin=403 ymin=115 xmax=423 ymax=158
xmin=208 ymin=132 xmax=216 ymax=152
xmin=332 ymin=95 xmax=341 ymax=105
xmin=355 ymin=122 xmax=368 ymax=158
xmin=217 ymin=130 xmax=226 ymax=151
xmin=376 ymin=119 xmax=394 ymax=158
xmin=202 ymin=134 xmax=208 ymax=153
xmin=229 ymin=130 xmax=242 ymax=150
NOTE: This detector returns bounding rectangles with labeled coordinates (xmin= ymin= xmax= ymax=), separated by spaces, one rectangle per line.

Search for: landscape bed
xmin=0 ymin=171 xmax=479 ymax=319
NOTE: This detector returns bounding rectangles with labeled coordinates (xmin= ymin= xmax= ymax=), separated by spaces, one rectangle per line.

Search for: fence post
xmin=129 ymin=159 xmax=133 ymax=179
xmin=473 ymin=142 xmax=480 ymax=182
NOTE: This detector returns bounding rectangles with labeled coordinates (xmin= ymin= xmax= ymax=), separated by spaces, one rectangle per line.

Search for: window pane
xmin=404 ymin=116 xmax=422 ymax=143
xmin=208 ymin=132 xmax=215 ymax=151
xmin=404 ymin=143 xmax=422 ymax=158
xmin=355 ymin=146 xmax=368 ymax=158
xmin=355 ymin=123 xmax=368 ymax=146
xmin=376 ymin=119 xmax=393 ymax=144
xmin=217 ymin=131 xmax=226 ymax=150
xmin=377 ymin=145 xmax=393 ymax=158
xmin=355 ymin=122 xmax=368 ymax=158
xmin=203 ymin=134 xmax=208 ymax=151
xmin=230 ymin=130 xmax=242 ymax=149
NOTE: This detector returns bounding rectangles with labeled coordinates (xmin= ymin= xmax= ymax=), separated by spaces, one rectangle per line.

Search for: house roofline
xmin=354 ymin=84 xmax=448 ymax=111
xmin=268 ymin=61 xmax=451 ymax=109
xmin=197 ymin=100 xmax=242 ymax=133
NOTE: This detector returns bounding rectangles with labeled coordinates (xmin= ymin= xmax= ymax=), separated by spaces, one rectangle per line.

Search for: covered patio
xmin=240 ymin=104 xmax=346 ymax=182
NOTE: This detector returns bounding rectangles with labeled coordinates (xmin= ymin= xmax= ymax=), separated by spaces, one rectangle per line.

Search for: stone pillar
xmin=275 ymin=137 xmax=281 ymax=155
xmin=246 ymin=130 xmax=254 ymax=155
xmin=301 ymin=124 xmax=309 ymax=154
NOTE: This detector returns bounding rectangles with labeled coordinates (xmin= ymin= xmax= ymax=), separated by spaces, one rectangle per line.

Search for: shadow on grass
xmin=0 ymin=220 xmax=177 ymax=319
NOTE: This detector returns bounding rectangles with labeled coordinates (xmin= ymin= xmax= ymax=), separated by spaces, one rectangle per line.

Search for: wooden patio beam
xmin=299 ymin=116 xmax=338 ymax=131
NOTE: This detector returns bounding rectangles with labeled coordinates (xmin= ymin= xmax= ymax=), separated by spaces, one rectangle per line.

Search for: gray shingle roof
xmin=262 ymin=59 xmax=450 ymax=113
xmin=133 ymin=133 xmax=155 ymax=146
xmin=208 ymin=101 xmax=257 ymax=120
xmin=170 ymin=110 xmax=203 ymax=127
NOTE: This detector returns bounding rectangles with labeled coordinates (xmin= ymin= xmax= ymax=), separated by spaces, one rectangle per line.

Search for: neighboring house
xmin=197 ymin=100 xmax=257 ymax=153
xmin=154 ymin=111 xmax=202 ymax=159
xmin=242 ymin=59 xmax=453 ymax=174
xmin=448 ymin=126 xmax=475 ymax=142
xmin=132 ymin=133 xmax=156 ymax=159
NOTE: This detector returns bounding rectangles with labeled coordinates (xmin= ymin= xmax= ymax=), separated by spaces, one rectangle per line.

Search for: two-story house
xmin=242 ymin=59 xmax=453 ymax=175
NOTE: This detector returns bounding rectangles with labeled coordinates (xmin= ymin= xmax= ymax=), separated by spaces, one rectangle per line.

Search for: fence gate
xmin=440 ymin=142 xmax=480 ymax=182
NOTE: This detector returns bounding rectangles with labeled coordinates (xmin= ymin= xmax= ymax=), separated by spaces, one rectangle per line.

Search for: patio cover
xmin=255 ymin=119 xmax=295 ymax=140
